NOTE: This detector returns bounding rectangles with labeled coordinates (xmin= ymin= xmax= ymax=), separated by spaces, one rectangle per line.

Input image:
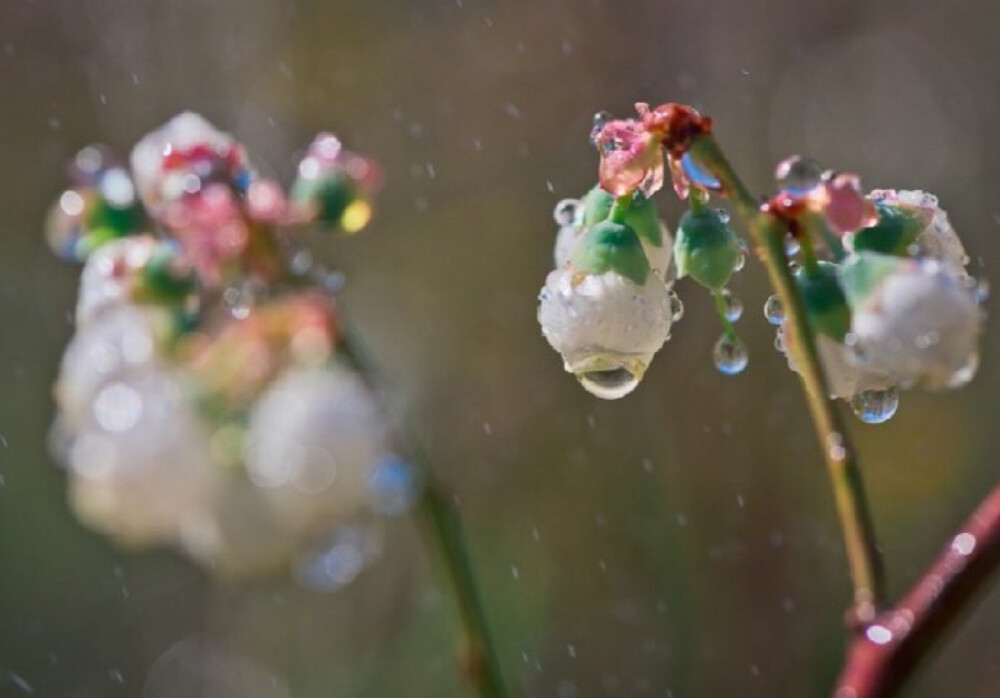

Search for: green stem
xmin=608 ymin=196 xmax=630 ymax=223
xmin=336 ymin=330 xmax=507 ymax=697
xmin=798 ymin=230 xmax=821 ymax=277
xmin=712 ymin=288 xmax=738 ymax=341
xmin=688 ymin=134 xmax=886 ymax=621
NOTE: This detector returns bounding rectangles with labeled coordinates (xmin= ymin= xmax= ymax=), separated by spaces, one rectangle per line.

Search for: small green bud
xmin=837 ymin=252 xmax=909 ymax=310
xmin=292 ymin=172 xmax=358 ymax=228
xmin=571 ymin=220 xmax=650 ymax=285
xmin=794 ymin=262 xmax=850 ymax=341
xmin=850 ymin=201 xmax=924 ymax=255
xmin=141 ymin=246 xmax=196 ymax=301
xmin=673 ymin=208 xmax=739 ymax=290
xmin=582 ymin=186 xmax=662 ymax=247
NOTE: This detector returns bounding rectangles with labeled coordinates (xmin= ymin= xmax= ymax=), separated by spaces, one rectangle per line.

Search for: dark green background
xmin=2 ymin=0 xmax=999 ymax=695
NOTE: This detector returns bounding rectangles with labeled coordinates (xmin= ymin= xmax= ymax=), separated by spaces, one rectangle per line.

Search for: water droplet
xmin=764 ymin=295 xmax=784 ymax=325
xmin=952 ymin=532 xmax=976 ymax=556
xmin=719 ymin=289 xmax=743 ymax=322
xmin=946 ymin=352 xmax=979 ymax=388
xmin=774 ymin=155 xmax=824 ymax=195
xmin=849 ymin=388 xmax=900 ymax=424
xmin=589 ymin=111 xmax=613 ymax=146
xmin=553 ymin=198 xmax=582 ymax=227
xmin=713 ymin=334 xmax=748 ymax=375
xmin=774 ymin=333 xmax=785 ymax=353
xmin=733 ymin=249 xmax=747 ymax=272
xmin=577 ymin=366 xmax=641 ymax=399
xmin=680 ymin=152 xmax=721 ymax=190
xmin=975 ymin=278 xmax=990 ymax=303
xmin=784 ymin=236 xmax=801 ymax=256
xmin=865 ymin=625 xmax=893 ymax=645
xmin=369 ymin=454 xmax=419 ymax=516
xmin=293 ymin=526 xmax=378 ymax=592
xmin=668 ymin=290 xmax=684 ymax=322
xmin=716 ymin=208 xmax=731 ymax=224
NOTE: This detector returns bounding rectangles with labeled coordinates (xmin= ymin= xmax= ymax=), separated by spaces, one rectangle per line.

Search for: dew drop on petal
xmin=577 ymin=366 xmax=641 ymax=400
xmin=553 ymin=198 xmax=583 ymax=227
xmin=764 ymin=295 xmax=784 ymax=325
xmin=784 ymin=236 xmax=801 ymax=256
xmin=713 ymin=334 xmax=748 ymax=375
xmin=975 ymin=278 xmax=990 ymax=304
xmin=680 ymin=152 xmax=721 ymax=190
xmin=719 ymin=289 xmax=743 ymax=322
xmin=668 ymin=290 xmax=684 ymax=322
xmin=849 ymin=387 xmax=900 ymax=424
xmin=774 ymin=155 xmax=825 ymax=196
xmin=589 ymin=111 xmax=613 ymax=146
xmin=946 ymin=352 xmax=980 ymax=388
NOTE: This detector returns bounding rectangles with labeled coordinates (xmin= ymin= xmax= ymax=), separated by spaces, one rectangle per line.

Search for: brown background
xmin=1 ymin=0 xmax=999 ymax=695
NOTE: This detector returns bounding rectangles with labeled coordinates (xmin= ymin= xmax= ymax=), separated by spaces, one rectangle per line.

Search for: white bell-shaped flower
xmin=848 ymin=257 xmax=981 ymax=390
xmin=244 ymin=364 xmax=387 ymax=537
xmin=778 ymin=324 xmax=895 ymax=400
xmin=55 ymin=305 xmax=168 ymax=426
xmin=66 ymin=367 xmax=219 ymax=546
xmin=538 ymin=267 xmax=672 ymax=399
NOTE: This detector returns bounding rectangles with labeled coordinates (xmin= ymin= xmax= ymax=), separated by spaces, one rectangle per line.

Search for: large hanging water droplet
xmin=713 ymin=334 xmax=748 ymax=375
xmin=668 ymin=290 xmax=684 ymax=322
xmin=680 ymin=152 xmax=721 ymax=190
xmin=589 ymin=111 xmax=613 ymax=146
xmin=719 ymin=289 xmax=743 ymax=322
xmin=849 ymin=388 xmax=900 ymax=424
xmin=764 ymin=294 xmax=784 ymax=325
xmin=553 ymin=198 xmax=583 ymax=227
xmin=577 ymin=366 xmax=641 ymax=400
xmin=774 ymin=155 xmax=824 ymax=196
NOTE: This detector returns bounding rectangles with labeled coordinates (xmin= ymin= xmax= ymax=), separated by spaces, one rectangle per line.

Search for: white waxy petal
xmin=779 ymin=325 xmax=895 ymax=400
xmin=245 ymin=365 xmax=387 ymax=536
xmin=538 ymin=268 xmax=672 ymax=399
xmin=67 ymin=368 xmax=218 ymax=546
xmin=851 ymin=260 xmax=981 ymax=389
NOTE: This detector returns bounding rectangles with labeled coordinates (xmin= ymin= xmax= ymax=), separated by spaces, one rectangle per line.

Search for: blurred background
xmin=2 ymin=0 xmax=1000 ymax=695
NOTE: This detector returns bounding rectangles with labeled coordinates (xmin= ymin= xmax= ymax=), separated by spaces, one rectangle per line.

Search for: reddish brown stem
xmin=835 ymin=478 xmax=1000 ymax=697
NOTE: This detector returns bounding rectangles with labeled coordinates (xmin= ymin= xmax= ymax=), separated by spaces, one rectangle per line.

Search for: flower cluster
xmin=47 ymin=113 xmax=415 ymax=579
xmin=538 ymin=104 xmax=985 ymax=422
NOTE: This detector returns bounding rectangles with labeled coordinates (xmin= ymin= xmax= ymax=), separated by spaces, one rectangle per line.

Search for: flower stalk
xmin=686 ymin=133 xmax=887 ymax=620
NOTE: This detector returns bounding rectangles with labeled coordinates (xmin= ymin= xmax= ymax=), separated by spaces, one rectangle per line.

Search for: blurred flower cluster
xmin=46 ymin=113 xmax=415 ymax=580
xmin=538 ymin=103 xmax=985 ymax=422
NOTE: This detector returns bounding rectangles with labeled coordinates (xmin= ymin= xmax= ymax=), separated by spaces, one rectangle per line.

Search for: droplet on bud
xmin=589 ymin=111 xmax=613 ymax=146
xmin=553 ymin=199 xmax=583 ymax=227
xmin=785 ymin=236 xmax=801 ymax=256
xmin=713 ymin=334 xmax=748 ymax=375
xmin=849 ymin=388 xmax=899 ymax=424
xmin=668 ymin=290 xmax=684 ymax=322
xmin=775 ymin=155 xmax=824 ymax=196
xmin=946 ymin=352 xmax=980 ymax=389
xmin=719 ymin=288 xmax=743 ymax=322
xmin=680 ymin=152 xmax=721 ymax=191
xmin=577 ymin=366 xmax=641 ymax=400
xmin=764 ymin=294 xmax=784 ymax=325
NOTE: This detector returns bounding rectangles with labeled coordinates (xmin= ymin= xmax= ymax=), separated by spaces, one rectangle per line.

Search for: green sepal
xmin=673 ymin=208 xmax=738 ymax=290
xmin=571 ymin=220 xmax=650 ymax=285
xmin=851 ymin=201 xmax=925 ymax=256
xmin=794 ymin=262 xmax=851 ymax=341
xmin=86 ymin=197 xmax=143 ymax=238
xmin=582 ymin=186 xmax=662 ymax=247
xmin=837 ymin=252 xmax=908 ymax=310
xmin=292 ymin=172 xmax=357 ymax=228
xmin=141 ymin=245 xmax=196 ymax=301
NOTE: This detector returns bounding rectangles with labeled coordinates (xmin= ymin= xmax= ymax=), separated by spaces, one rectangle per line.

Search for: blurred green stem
xmin=687 ymin=134 xmax=886 ymax=621
xmin=336 ymin=329 xmax=507 ymax=698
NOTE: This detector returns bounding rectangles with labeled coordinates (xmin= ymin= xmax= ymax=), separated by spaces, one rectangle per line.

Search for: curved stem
xmin=834 ymin=478 xmax=1000 ymax=697
xmin=337 ymin=330 xmax=507 ymax=698
xmin=687 ymin=134 xmax=886 ymax=621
